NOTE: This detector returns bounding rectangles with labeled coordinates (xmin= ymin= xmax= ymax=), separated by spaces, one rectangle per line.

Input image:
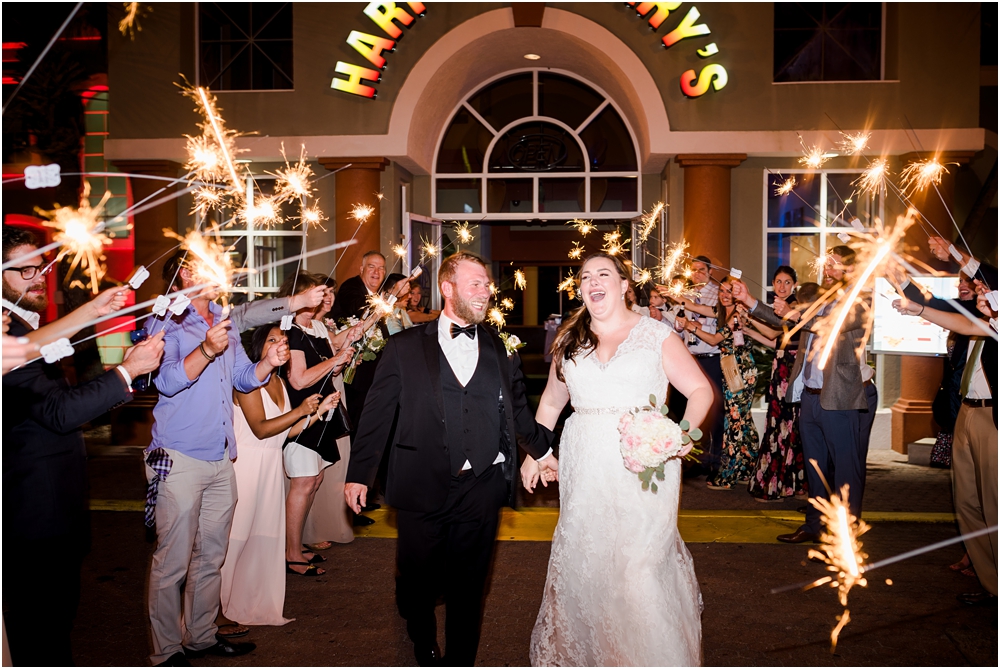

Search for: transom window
xmin=433 ymin=70 xmax=641 ymax=219
xmin=198 ymin=3 xmax=294 ymax=91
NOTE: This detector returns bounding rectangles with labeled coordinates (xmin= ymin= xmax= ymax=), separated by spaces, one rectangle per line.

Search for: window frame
xmin=194 ymin=2 xmax=295 ymax=93
xmin=432 ymin=69 xmax=642 ymax=220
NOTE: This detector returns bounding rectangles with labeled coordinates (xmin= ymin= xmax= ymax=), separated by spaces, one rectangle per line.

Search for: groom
xmin=345 ymin=251 xmax=556 ymax=666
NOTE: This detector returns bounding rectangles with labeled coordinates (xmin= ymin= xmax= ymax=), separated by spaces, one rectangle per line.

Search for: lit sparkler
xmin=838 ymin=131 xmax=871 ymax=155
xmin=272 ymin=144 xmax=315 ymax=203
xmin=118 ymin=2 xmax=148 ymax=39
xmin=164 ymin=226 xmax=236 ymax=306
xmin=568 ymin=241 xmax=583 ymax=260
xmin=419 ymin=237 xmax=438 ymax=262
xmin=634 ymin=268 xmax=652 ymax=285
xmin=853 ymin=158 xmax=890 ymax=197
xmin=637 ymin=202 xmax=664 ymax=244
xmin=487 ymin=307 xmax=506 ymax=329
xmin=557 ymin=272 xmax=577 ymax=300
xmin=500 ymin=297 xmax=514 ymax=311
xmin=602 ymin=229 xmax=627 ymax=256
xmin=900 ymin=158 xmax=949 ymax=196
xmin=454 ymin=221 xmax=474 ymax=245
xmin=351 ymin=203 xmax=376 ymax=224
xmin=181 ymin=85 xmax=245 ymax=194
xmin=298 ymin=205 xmax=327 ymax=231
xmin=657 ymin=240 xmax=689 ymax=283
xmin=241 ymin=195 xmax=282 ymax=229
xmin=775 ymin=176 xmax=796 ymax=197
xmin=570 ymin=219 xmax=596 ymax=236
xmin=489 ymin=282 xmax=498 ymax=296
xmin=366 ymin=292 xmax=395 ymax=316
xmin=514 ymin=269 xmax=527 ymax=290
xmin=799 ymin=144 xmax=831 ymax=170
xmin=37 ymin=184 xmax=112 ymax=294
xmin=392 ymin=243 xmax=407 ymax=259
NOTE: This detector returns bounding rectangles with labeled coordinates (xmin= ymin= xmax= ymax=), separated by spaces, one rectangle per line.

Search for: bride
xmin=522 ymin=252 xmax=713 ymax=666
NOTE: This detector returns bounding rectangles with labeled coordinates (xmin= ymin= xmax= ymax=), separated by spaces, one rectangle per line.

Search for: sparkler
xmin=799 ymin=144 xmax=831 ymax=170
xmin=637 ymin=202 xmax=664 ymax=244
xmin=392 ymin=243 xmax=407 ymax=259
xmin=900 ymin=158 xmax=948 ymax=196
xmin=37 ymin=184 xmax=113 ymax=294
xmin=271 ymin=144 xmax=315 ymax=203
xmin=853 ymin=158 xmax=890 ymax=197
xmin=775 ymin=176 xmax=796 ymax=197
xmin=557 ymin=272 xmax=578 ymax=300
xmin=454 ymin=221 xmax=474 ymax=246
xmin=241 ymin=195 xmax=281 ymax=229
xmin=514 ymin=269 xmax=527 ymax=291
xmin=366 ymin=292 xmax=395 ymax=316
xmin=419 ymin=237 xmax=438 ymax=261
xmin=351 ymin=203 xmax=376 ymax=224
xmin=487 ymin=307 xmax=506 ymax=329
xmin=118 ymin=2 xmax=148 ymax=39
xmin=634 ymin=268 xmax=652 ymax=285
xmin=570 ymin=219 xmax=596 ymax=236
xmin=838 ymin=131 xmax=871 ymax=155
xmin=298 ymin=205 xmax=328 ymax=231
xmin=657 ymin=240 xmax=689 ymax=283
xmin=568 ymin=241 xmax=583 ymax=260
xmin=500 ymin=297 xmax=514 ymax=311
xmin=163 ymin=226 xmax=236 ymax=308
xmin=180 ymin=86 xmax=245 ymax=195
xmin=489 ymin=282 xmax=499 ymax=296
xmin=602 ymin=228 xmax=627 ymax=256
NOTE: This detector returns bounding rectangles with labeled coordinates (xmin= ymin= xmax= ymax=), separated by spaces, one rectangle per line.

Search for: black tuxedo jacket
xmin=2 ymin=316 xmax=134 ymax=545
xmin=346 ymin=319 xmax=552 ymax=512
xmin=330 ymin=275 xmax=370 ymax=323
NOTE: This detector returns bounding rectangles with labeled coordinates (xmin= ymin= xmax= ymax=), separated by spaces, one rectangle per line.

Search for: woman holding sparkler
xmin=745 ymin=268 xmax=808 ymax=501
xmin=522 ymin=252 xmax=712 ymax=666
xmin=279 ymin=273 xmax=358 ymax=573
xmin=674 ymin=277 xmax=759 ymax=489
xmin=221 ymin=325 xmax=341 ymax=619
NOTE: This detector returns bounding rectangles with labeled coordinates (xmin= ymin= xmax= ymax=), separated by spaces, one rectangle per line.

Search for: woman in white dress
xmin=221 ymin=326 xmax=340 ymax=623
xmin=522 ymin=252 xmax=714 ymax=667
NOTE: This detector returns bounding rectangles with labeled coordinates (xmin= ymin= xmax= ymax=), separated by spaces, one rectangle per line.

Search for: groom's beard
xmin=2 ymin=278 xmax=47 ymax=312
xmin=451 ymin=292 xmax=486 ymax=325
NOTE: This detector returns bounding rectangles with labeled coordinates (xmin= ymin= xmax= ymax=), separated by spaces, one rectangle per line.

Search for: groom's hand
xmin=538 ymin=455 xmax=559 ymax=484
xmin=345 ymin=483 xmax=368 ymax=514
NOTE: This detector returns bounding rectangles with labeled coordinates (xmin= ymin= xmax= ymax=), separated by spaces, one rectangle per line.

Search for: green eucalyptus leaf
xmin=649 ymin=393 xmax=657 ymax=407
xmin=689 ymin=428 xmax=703 ymax=441
xmin=642 ymin=480 xmax=649 ymax=491
xmin=650 ymin=481 xmax=658 ymax=493
xmin=656 ymin=470 xmax=665 ymax=481
xmin=679 ymin=419 xmax=690 ymax=431
xmin=660 ymin=406 xmax=669 ymax=415
xmin=682 ymin=434 xmax=691 ymax=445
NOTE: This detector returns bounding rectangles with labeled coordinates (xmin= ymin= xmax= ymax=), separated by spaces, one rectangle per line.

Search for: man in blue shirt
xmin=145 ymin=261 xmax=289 ymax=666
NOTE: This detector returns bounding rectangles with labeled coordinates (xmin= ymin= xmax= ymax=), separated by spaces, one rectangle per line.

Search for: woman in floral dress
xmin=675 ymin=277 xmax=759 ymax=489
xmin=744 ymin=267 xmax=807 ymax=500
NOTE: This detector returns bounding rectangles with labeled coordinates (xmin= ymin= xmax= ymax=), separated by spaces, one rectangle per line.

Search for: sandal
xmin=304 ymin=542 xmax=332 ymax=552
xmin=706 ymin=481 xmax=732 ymax=490
xmin=286 ymin=561 xmax=325 ymax=576
xmin=949 ymin=555 xmax=972 ymax=572
xmin=217 ymin=623 xmax=250 ymax=638
xmin=302 ymin=551 xmax=326 ymax=564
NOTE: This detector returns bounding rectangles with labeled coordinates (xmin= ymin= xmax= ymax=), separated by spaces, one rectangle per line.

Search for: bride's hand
xmin=521 ymin=455 xmax=541 ymax=493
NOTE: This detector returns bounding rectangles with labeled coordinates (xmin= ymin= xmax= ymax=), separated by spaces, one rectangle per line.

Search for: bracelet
xmin=198 ymin=342 xmax=216 ymax=361
xmin=918 ymin=305 xmax=925 ymax=316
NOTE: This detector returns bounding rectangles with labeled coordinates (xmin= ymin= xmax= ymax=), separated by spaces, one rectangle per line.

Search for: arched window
xmin=433 ymin=70 xmax=641 ymax=219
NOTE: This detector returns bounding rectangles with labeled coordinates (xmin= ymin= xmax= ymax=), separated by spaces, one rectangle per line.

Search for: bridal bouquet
xmin=618 ymin=394 xmax=703 ymax=493
xmin=336 ymin=316 xmax=387 ymax=384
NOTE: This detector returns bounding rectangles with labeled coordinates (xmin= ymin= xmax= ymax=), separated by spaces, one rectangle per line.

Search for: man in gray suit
xmin=733 ymin=246 xmax=873 ymax=543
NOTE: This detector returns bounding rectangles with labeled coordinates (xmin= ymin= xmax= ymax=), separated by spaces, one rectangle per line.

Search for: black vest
xmin=439 ymin=334 xmax=504 ymax=476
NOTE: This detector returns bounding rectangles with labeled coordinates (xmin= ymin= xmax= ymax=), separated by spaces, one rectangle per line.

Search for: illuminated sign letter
xmin=680 ymin=64 xmax=728 ymax=97
xmin=346 ymin=30 xmax=397 ymax=69
xmin=629 ymin=2 xmax=682 ymax=30
xmin=364 ymin=1 xmax=425 ymax=39
xmin=332 ymin=61 xmax=381 ymax=98
xmin=662 ymin=6 xmax=710 ymax=48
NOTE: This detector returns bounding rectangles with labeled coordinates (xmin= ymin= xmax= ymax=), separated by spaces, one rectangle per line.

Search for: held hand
xmin=318 ymin=391 xmax=341 ymax=414
xmin=290 ymin=285 xmax=326 ymax=312
xmin=977 ymin=293 xmax=996 ymax=319
xmin=345 ymin=483 xmax=368 ymax=514
xmin=390 ymin=276 xmax=411 ymax=298
xmin=927 ymin=236 xmax=953 ymax=263
xmin=891 ymin=298 xmax=922 ymax=316
xmin=731 ymin=280 xmax=751 ymax=306
xmin=2 ymin=334 xmax=36 ymax=374
xmin=674 ymin=316 xmax=688 ymax=332
xmin=91 ymin=287 xmax=130 ymax=317
xmin=264 ymin=338 xmax=289 ymax=368
xmin=299 ymin=393 xmax=323 ymax=416
xmin=203 ymin=319 xmax=231 ymax=357
xmin=538 ymin=455 xmax=559 ymax=484
xmin=520 ymin=456 xmax=541 ymax=493
xmin=121 ymin=331 xmax=165 ymax=377
xmin=772 ymin=296 xmax=789 ymax=317
xmin=648 ymin=306 xmax=663 ymax=321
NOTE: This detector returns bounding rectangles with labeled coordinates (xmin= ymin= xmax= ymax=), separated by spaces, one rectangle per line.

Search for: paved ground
xmin=58 ymin=427 xmax=997 ymax=666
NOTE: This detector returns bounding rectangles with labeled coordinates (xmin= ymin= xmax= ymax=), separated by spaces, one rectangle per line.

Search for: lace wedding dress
xmin=530 ymin=317 xmax=703 ymax=666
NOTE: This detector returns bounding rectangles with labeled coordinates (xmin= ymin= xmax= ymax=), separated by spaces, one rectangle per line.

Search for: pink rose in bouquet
xmin=617 ymin=394 xmax=703 ymax=492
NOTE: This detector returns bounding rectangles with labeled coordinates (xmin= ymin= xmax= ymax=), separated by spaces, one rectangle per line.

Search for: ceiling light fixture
xmin=523 ymin=53 xmax=541 ymax=60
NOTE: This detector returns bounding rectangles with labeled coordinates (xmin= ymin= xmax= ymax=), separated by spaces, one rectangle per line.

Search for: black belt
xmin=962 ymin=398 xmax=994 ymax=408
xmin=804 ymin=387 xmax=822 ymax=395
xmin=694 ymin=353 xmax=719 ymax=359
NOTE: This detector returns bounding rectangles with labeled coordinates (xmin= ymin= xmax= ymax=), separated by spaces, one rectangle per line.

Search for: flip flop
xmin=286 ymin=561 xmax=324 ymax=576
xmin=304 ymin=542 xmax=333 ymax=551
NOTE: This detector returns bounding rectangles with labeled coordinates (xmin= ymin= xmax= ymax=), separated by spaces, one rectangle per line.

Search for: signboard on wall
xmin=871 ymin=276 xmax=959 ymax=356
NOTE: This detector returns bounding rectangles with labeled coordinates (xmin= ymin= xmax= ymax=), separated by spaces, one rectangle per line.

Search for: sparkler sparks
xmin=118 ymin=2 xmax=148 ymax=39
xmin=487 ymin=307 xmax=506 ymax=329
xmin=514 ymin=269 xmax=527 ymax=291
xmin=419 ymin=237 xmax=438 ymax=260
xmin=634 ymin=268 xmax=652 ymax=285
xmin=853 ymin=158 xmax=890 ymax=197
xmin=637 ymin=202 xmax=664 ymax=244
xmin=570 ymin=219 xmax=596 ymax=236
xmin=500 ymin=297 xmax=514 ymax=311
xmin=454 ymin=221 xmax=474 ymax=245
xmin=775 ymin=176 xmax=797 ymax=197
xmin=272 ymin=145 xmax=315 ymax=203
xmin=241 ymin=195 xmax=281 ymax=229
xmin=164 ymin=226 xmax=236 ymax=304
xmin=37 ymin=184 xmax=112 ymax=294
xmin=392 ymin=243 xmax=407 ymax=259
xmin=602 ymin=229 xmax=627 ymax=257
xmin=298 ymin=205 xmax=328 ymax=231
xmin=181 ymin=85 xmax=245 ymax=194
xmin=838 ymin=131 xmax=871 ymax=155
xmin=900 ymin=158 xmax=949 ymax=196
xmin=366 ymin=292 xmax=395 ymax=316
xmin=799 ymin=144 xmax=832 ymax=170
xmin=568 ymin=241 xmax=583 ymax=260
xmin=351 ymin=203 xmax=376 ymax=224
xmin=657 ymin=240 xmax=689 ymax=284
xmin=558 ymin=272 xmax=578 ymax=300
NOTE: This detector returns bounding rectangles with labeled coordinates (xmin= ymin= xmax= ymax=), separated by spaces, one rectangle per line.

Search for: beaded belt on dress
xmin=573 ymin=406 xmax=632 ymax=415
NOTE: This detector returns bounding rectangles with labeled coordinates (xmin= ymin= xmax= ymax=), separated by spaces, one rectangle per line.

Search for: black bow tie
xmin=450 ymin=323 xmax=476 ymax=339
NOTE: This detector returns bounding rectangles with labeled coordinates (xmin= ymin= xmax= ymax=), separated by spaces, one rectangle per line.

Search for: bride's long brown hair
xmin=550 ymin=251 xmax=631 ymax=382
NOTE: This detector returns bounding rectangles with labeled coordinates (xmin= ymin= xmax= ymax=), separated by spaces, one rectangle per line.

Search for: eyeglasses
xmin=3 ymin=264 xmax=46 ymax=280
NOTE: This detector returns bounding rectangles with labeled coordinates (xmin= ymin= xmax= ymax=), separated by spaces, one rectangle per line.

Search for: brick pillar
xmin=318 ymin=157 xmax=390 ymax=285
xmin=890 ymin=151 xmax=974 ymax=453
xmin=110 ymin=160 xmax=184 ymax=306
xmin=675 ymin=154 xmax=746 ymax=268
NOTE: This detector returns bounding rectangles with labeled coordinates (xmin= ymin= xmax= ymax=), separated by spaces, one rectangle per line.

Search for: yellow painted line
xmin=90 ymin=501 xmax=955 ymax=543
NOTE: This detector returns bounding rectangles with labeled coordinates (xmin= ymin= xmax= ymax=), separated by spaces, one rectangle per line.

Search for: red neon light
xmin=2 ymin=76 xmax=22 ymax=85
xmin=2 ymin=42 xmax=27 ymax=50
xmin=59 ymin=35 xmax=102 ymax=42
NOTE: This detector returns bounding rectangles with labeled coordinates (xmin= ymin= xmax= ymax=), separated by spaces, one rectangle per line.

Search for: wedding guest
xmin=2 ymin=227 xmax=164 ymax=666
xmin=676 ymin=277 xmax=759 ymax=489
xmin=280 ymin=273 xmax=358 ymax=568
xmin=406 ymin=282 xmax=440 ymax=324
xmin=625 ymin=282 xmax=650 ymax=317
xmin=385 ymin=273 xmax=415 ymax=334
xmin=221 ymin=325 xmax=340 ymax=622
xmin=745 ymin=267 xmax=808 ymax=501
xmin=144 ymin=258 xmax=287 ymax=665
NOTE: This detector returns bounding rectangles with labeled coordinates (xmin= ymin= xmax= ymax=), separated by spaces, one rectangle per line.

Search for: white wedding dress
xmin=530 ymin=317 xmax=703 ymax=667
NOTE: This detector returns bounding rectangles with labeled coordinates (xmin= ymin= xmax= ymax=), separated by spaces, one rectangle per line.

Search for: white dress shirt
xmin=965 ymin=338 xmax=991 ymax=400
